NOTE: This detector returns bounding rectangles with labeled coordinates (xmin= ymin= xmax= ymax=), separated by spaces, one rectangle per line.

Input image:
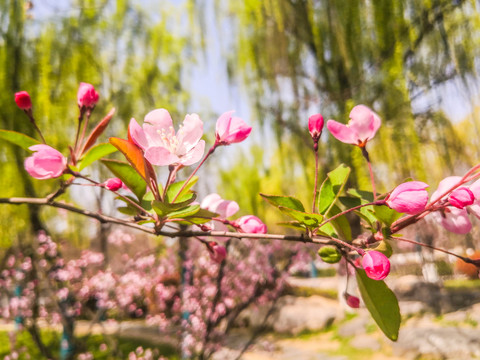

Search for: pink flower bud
xmin=308 ymin=113 xmax=324 ymax=141
xmin=104 ymin=178 xmax=123 ymax=191
xmin=344 ymin=293 xmax=360 ymax=308
xmin=362 ymin=250 xmax=390 ymax=280
xmin=448 ymin=187 xmax=474 ymax=209
xmin=24 ymin=144 xmax=67 ymax=179
xmin=327 ymin=105 xmax=381 ymax=147
xmin=235 ymin=215 xmax=267 ymax=234
xmin=15 ymin=91 xmax=32 ymax=110
xmin=215 ymin=110 xmax=252 ymax=146
xmin=209 ymin=242 xmax=227 ymax=263
xmin=386 ymin=181 xmax=429 ymax=215
xmin=77 ymin=82 xmax=99 ymax=109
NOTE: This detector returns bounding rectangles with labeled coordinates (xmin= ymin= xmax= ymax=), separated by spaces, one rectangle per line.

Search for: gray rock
xmin=399 ymin=301 xmax=427 ymax=316
xmin=393 ymin=326 xmax=480 ymax=359
xmin=337 ymin=315 xmax=369 ymax=337
xmin=350 ymin=334 xmax=381 ymax=351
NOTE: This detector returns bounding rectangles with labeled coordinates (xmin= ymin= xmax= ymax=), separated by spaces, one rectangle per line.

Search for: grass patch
xmin=285 ymin=286 xmax=338 ymax=299
xmin=0 ymin=330 xmax=179 ymax=359
xmin=444 ymin=278 xmax=480 ymax=290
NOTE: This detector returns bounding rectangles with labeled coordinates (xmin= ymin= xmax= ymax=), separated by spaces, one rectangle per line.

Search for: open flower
xmin=24 ymin=145 xmax=67 ymax=179
xmin=362 ymin=250 xmax=390 ymax=280
xmin=215 ymin=111 xmax=252 ymax=146
xmin=327 ymin=105 xmax=381 ymax=147
xmin=385 ymin=181 xmax=429 ymax=215
xmin=430 ymin=177 xmax=472 ymax=234
xmin=129 ymin=109 xmax=205 ymax=167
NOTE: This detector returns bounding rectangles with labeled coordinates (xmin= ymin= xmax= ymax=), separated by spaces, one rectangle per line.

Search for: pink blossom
xmin=448 ymin=187 xmax=474 ymax=209
xmin=129 ymin=109 xmax=205 ymax=166
xmin=235 ymin=215 xmax=267 ymax=234
xmin=209 ymin=242 xmax=227 ymax=263
xmin=77 ymin=82 xmax=99 ymax=109
xmin=215 ymin=110 xmax=252 ymax=146
xmin=308 ymin=113 xmax=324 ymax=141
xmin=344 ymin=293 xmax=360 ymax=308
xmin=362 ymin=251 xmax=390 ymax=280
xmin=200 ymin=193 xmax=239 ymax=234
xmin=385 ymin=181 xmax=429 ymax=215
xmin=467 ymin=179 xmax=480 ymax=219
xmin=431 ymin=176 xmax=472 ymax=234
xmin=24 ymin=144 xmax=67 ymax=179
xmin=15 ymin=91 xmax=32 ymax=110
xmin=104 ymin=177 xmax=123 ymax=191
xmin=327 ymin=105 xmax=381 ymax=147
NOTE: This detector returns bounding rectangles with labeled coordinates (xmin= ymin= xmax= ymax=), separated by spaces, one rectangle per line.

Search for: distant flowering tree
xmin=1 ymin=83 xmax=480 ymax=359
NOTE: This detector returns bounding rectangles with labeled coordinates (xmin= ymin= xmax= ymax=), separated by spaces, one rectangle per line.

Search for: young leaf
xmin=277 ymin=221 xmax=307 ymax=231
xmin=102 ymin=159 xmax=146 ymax=201
xmin=278 ymin=207 xmax=323 ymax=229
xmin=79 ymin=143 xmax=117 ymax=170
xmin=318 ymin=164 xmax=351 ymax=215
xmin=152 ymin=194 xmax=197 ymax=217
xmin=166 ymin=176 xmax=199 ymax=203
xmin=356 ymin=269 xmax=401 ymax=341
xmin=174 ymin=209 xmax=219 ymax=225
xmin=0 ymin=129 xmax=40 ymax=151
xmin=81 ymin=108 xmax=115 ymax=154
xmin=327 ymin=204 xmax=352 ymax=241
xmin=109 ymin=137 xmax=150 ymax=185
xmin=373 ymin=205 xmax=402 ymax=227
xmin=167 ymin=204 xmax=201 ymax=219
xmin=260 ymin=194 xmax=305 ymax=212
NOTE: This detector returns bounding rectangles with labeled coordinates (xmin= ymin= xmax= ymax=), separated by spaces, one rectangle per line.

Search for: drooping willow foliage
xmin=0 ymin=0 xmax=190 ymax=244
xmin=204 ymin=0 xmax=480 ymax=197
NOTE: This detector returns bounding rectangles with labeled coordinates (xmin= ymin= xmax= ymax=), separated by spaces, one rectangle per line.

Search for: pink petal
xmin=431 ymin=176 xmax=463 ymax=202
xmin=431 ymin=207 xmax=472 ymax=234
xmin=221 ymin=116 xmax=252 ymax=144
xmin=144 ymin=109 xmax=173 ymax=128
xmin=326 ymin=120 xmax=358 ymax=145
xmin=215 ymin=200 xmax=239 ymax=218
xmin=178 ymin=113 xmax=204 ymax=149
xmin=179 ymin=140 xmax=205 ymax=166
xmin=144 ymin=146 xmax=179 ymax=166
xmin=215 ymin=111 xmax=235 ymax=139
xmin=348 ymin=105 xmax=381 ymax=142
xmin=201 ymin=194 xmax=223 ymax=211
xmin=128 ymin=118 xmax=148 ymax=149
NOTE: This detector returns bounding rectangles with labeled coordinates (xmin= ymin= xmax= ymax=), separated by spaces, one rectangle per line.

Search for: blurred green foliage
xmin=0 ymin=0 xmax=190 ymax=245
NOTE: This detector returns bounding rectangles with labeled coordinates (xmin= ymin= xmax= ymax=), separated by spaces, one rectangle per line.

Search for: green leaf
xmin=79 ymin=143 xmax=117 ymax=170
xmin=327 ymin=204 xmax=352 ymax=241
xmin=374 ymin=240 xmax=393 ymax=258
xmin=260 ymin=194 xmax=305 ymax=212
xmin=0 ymin=129 xmax=40 ymax=151
xmin=342 ymin=192 xmax=377 ymax=228
xmin=356 ymin=269 xmax=401 ymax=341
xmin=279 ymin=207 xmax=323 ymax=229
xmin=167 ymin=204 xmax=201 ymax=219
xmin=373 ymin=205 xmax=402 ymax=227
xmin=277 ymin=221 xmax=307 ymax=230
xmin=117 ymin=206 xmax=139 ymax=216
xmin=102 ymin=159 xmax=146 ymax=201
xmin=318 ymin=246 xmax=342 ymax=264
xmin=152 ymin=194 xmax=197 ymax=217
xmin=318 ymin=164 xmax=350 ymax=215
xmin=166 ymin=176 xmax=199 ymax=203
xmin=175 ymin=209 xmax=219 ymax=225
xmin=347 ymin=188 xmax=374 ymax=202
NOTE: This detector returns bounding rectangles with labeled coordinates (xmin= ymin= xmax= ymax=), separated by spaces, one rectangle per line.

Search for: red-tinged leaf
xmin=81 ymin=108 xmax=115 ymax=155
xmin=109 ymin=137 xmax=150 ymax=185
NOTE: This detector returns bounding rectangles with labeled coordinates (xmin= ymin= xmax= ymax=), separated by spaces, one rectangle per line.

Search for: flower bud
xmin=104 ymin=178 xmax=123 ymax=191
xmin=215 ymin=111 xmax=252 ymax=146
xmin=308 ymin=113 xmax=324 ymax=141
xmin=385 ymin=181 xmax=429 ymax=215
xmin=448 ymin=187 xmax=474 ymax=209
xmin=362 ymin=250 xmax=390 ymax=280
xmin=344 ymin=293 xmax=360 ymax=308
xmin=77 ymin=82 xmax=99 ymax=109
xmin=24 ymin=145 xmax=67 ymax=179
xmin=209 ymin=242 xmax=227 ymax=263
xmin=15 ymin=91 xmax=32 ymax=110
xmin=235 ymin=215 xmax=267 ymax=234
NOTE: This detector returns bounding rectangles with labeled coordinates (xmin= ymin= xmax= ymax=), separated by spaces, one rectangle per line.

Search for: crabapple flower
xmin=431 ymin=176 xmax=472 ymax=234
xmin=215 ymin=110 xmax=252 ymax=146
xmin=385 ymin=181 xmax=429 ymax=215
xmin=327 ymin=105 xmax=381 ymax=147
xmin=344 ymin=293 xmax=360 ymax=308
xmin=209 ymin=242 xmax=227 ymax=263
xmin=24 ymin=144 xmax=67 ymax=179
xmin=198 ymin=193 xmax=239 ymax=238
xmin=448 ymin=187 xmax=474 ymax=209
xmin=308 ymin=113 xmax=324 ymax=141
xmin=362 ymin=251 xmax=390 ymax=280
xmin=15 ymin=91 xmax=32 ymax=110
xmin=467 ymin=179 xmax=480 ymax=219
xmin=77 ymin=82 xmax=99 ymax=109
xmin=129 ymin=109 xmax=205 ymax=166
xmin=104 ymin=178 xmax=123 ymax=191
xmin=234 ymin=215 xmax=267 ymax=234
